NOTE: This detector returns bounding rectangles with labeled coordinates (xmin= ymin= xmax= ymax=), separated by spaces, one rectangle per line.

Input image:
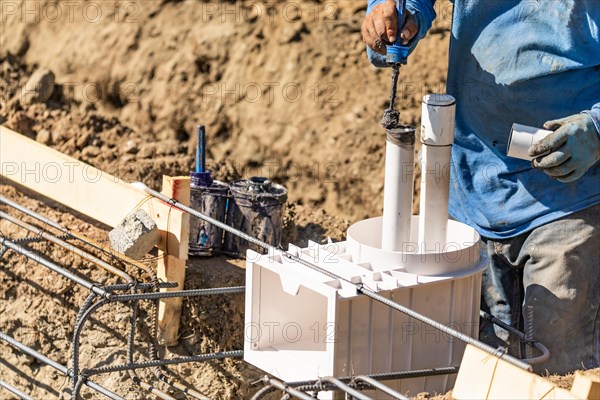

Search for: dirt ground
xmin=1 ymin=1 xmax=598 ymax=399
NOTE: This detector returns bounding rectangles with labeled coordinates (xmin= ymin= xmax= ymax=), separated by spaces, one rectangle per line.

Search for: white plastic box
xmin=244 ymin=216 xmax=485 ymax=398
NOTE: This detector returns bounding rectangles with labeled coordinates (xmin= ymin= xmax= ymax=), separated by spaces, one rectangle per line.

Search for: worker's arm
xmin=529 ymin=103 xmax=600 ymax=183
xmin=362 ymin=0 xmax=437 ymax=67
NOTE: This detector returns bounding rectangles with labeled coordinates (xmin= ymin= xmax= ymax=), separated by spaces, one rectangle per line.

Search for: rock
xmin=109 ymin=209 xmax=160 ymax=260
xmin=137 ymin=144 xmax=155 ymax=159
xmin=122 ymin=139 xmax=139 ymax=154
xmin=36 ymin=129 xmax=52 ymax=145
xmin=7 ymin=111 xmax=35 ymax=138
xmin=51 ymin=130 xmax=63 ymax=143
xmin=82 ymin=145 xmax=100 ymax=158
xmin=278 ymin=22 xmax=309 ymax=44
xmin=76 ymin=132 xmax=91 ymax=149
xmin=21 ymin=68 xmax=55 ymax=105
xmin=155 ymin=140 xmax=181 ymax=156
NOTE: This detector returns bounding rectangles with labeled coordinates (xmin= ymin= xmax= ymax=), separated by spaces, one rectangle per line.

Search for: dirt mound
xmin=1 ymin=0 xmax=452 ymax=220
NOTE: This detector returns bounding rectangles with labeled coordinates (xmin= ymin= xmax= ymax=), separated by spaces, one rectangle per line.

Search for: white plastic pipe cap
xmin=421 ymin=94 xmax=456 ymax=146
xmin=507 ymin=123 xmax=553 ymax=161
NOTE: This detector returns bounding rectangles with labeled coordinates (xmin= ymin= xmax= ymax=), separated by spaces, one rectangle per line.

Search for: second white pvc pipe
xmin=418 ymin=94 xmax=456 ymax=252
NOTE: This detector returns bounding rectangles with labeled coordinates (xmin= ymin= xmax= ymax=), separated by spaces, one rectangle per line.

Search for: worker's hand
xmin=361 ymin=0 xmax=418 ymax=55
xmin=529 ymin=113 xmax=600 ymax=183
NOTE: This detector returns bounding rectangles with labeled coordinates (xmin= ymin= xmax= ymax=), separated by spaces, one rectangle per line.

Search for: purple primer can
xmin=189 ymin=172 xmax=229 ymax=256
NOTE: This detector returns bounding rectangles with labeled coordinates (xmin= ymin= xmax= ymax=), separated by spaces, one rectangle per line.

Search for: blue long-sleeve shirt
xmin=367 ymin=0 xmax=600 ymax=239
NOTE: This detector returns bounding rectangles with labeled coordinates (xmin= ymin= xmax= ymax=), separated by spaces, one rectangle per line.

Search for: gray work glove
xmin=529 ymin=113 xmax=600 ymax=183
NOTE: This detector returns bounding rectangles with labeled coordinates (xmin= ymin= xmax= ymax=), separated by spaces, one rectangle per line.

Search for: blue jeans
xmin=479 ymin=204 xmax=600 ymax=374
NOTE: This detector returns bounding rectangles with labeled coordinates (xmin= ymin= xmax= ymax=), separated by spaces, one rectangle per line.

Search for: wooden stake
xmin=570 ymin=372 xmax=600 ymax=400
xmin=156 ymin=176 xmax=190 ymax=346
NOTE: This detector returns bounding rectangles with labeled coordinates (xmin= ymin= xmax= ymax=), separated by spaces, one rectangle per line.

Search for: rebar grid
xmin=0 ymin=189 xmax=550 ymax=400
xmin=0 ymin=198 xmax=244 ymax=399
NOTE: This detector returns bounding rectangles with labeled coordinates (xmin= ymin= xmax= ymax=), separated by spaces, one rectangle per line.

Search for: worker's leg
xmin=520 ymin=205 xmax=600 ymax=374
xmin=480 ymin=204 xmax=600 ymax=373
xmin=479 ymin=237 xmax=525 ymax=358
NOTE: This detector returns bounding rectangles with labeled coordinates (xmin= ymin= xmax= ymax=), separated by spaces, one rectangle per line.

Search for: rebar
xmin=0 ymin=211 xmax=135 ymax=285
xmin=0 ymin=245 xmax=8 ymax=258
xmin=0 ymin=331 xmax=123 ymax=400
xmin=0 ymin=379 xmax=34 ymax=400
xmin=147 ymin=296 xmax=210 ymax=400
xmin=0 ymin=236 xmax=111 ymax=299
xmin=84 ymin=350 xmax=245 ymax=374
xmin=11 ymin=234 xmax=71 ymax=244
xmin=287 ymin=366 xmax=459 ymax=388
xmin=0 ymin=196 xmax=157 ymax=280
xmin=525 ymin=305 xmax=535 ymax=359
xmin=319 ymin=377 xmax=372 ymax=400
xmin=250 ymin=384 xmax=278 ymax=400
xmin=262 ymin=377 xmax=316 ymax=400
xmin=71 ymin=297 xmax=110 ymax=396
xmin=111 ymin=286 xmax=245 ymax=301
xmin=352 ymin=376 xmax=408 ymax=400
xmin=125 ymin=299 xmax=176 ymax=400
xmin=480 ymin=310 xmax=549 ymax=365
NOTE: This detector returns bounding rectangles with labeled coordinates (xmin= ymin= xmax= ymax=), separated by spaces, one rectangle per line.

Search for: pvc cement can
xmin=189 ymin=173 xmax=229 ymax=256
xmin=224 ymin=177 xmax=288 ymax=256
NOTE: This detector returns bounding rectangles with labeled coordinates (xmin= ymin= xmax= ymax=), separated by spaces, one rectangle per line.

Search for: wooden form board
xmin=0 ymin=125 xmax=188 ymax=258
xmin=157 ymin=176 xmax=190 ymax=346
xmin=453 ymin=345 xmax=598 ymax=400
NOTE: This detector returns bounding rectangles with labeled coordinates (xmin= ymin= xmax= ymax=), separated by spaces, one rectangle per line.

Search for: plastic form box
xmin=244 ymin=227 xmax=485 ymax=399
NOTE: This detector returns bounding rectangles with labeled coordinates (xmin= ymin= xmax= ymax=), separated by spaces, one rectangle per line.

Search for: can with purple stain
xmin=223 ymin=177 xmax=287 ymax=256
xmin=188 ymin=172 xmax=229 ymax=256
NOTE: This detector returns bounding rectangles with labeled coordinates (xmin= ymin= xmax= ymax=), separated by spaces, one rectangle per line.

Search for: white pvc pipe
xmin=381 ymin=131 xmax=415 ymax=252
xmin=418 ymin=94 xmax=456 ymax=253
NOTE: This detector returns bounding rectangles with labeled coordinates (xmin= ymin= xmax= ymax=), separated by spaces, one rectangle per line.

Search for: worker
xmin=362 ymin=0 xmax=600 ymax=374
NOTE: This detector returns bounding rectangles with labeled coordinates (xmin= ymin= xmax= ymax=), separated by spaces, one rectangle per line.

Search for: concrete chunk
xmin=109 ymin=209 xmax=160 ymax=260
xmin=21 ymin=68 xmax=55 ymax=105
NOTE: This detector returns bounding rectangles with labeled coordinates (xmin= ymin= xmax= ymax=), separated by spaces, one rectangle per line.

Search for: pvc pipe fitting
xmin=419 ymin=94 xmax=456 ymax=252
xmin=507 ymin=123 xmax=553 ymax=161
xmin=420 ymin=94 xmax=456 ymax=146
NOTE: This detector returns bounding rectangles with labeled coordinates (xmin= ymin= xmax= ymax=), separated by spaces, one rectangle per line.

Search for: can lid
xmin=423 ymin=94 xmax=455 ymax=107
xmin=230 ymin=177 xmax=288 ymax=202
